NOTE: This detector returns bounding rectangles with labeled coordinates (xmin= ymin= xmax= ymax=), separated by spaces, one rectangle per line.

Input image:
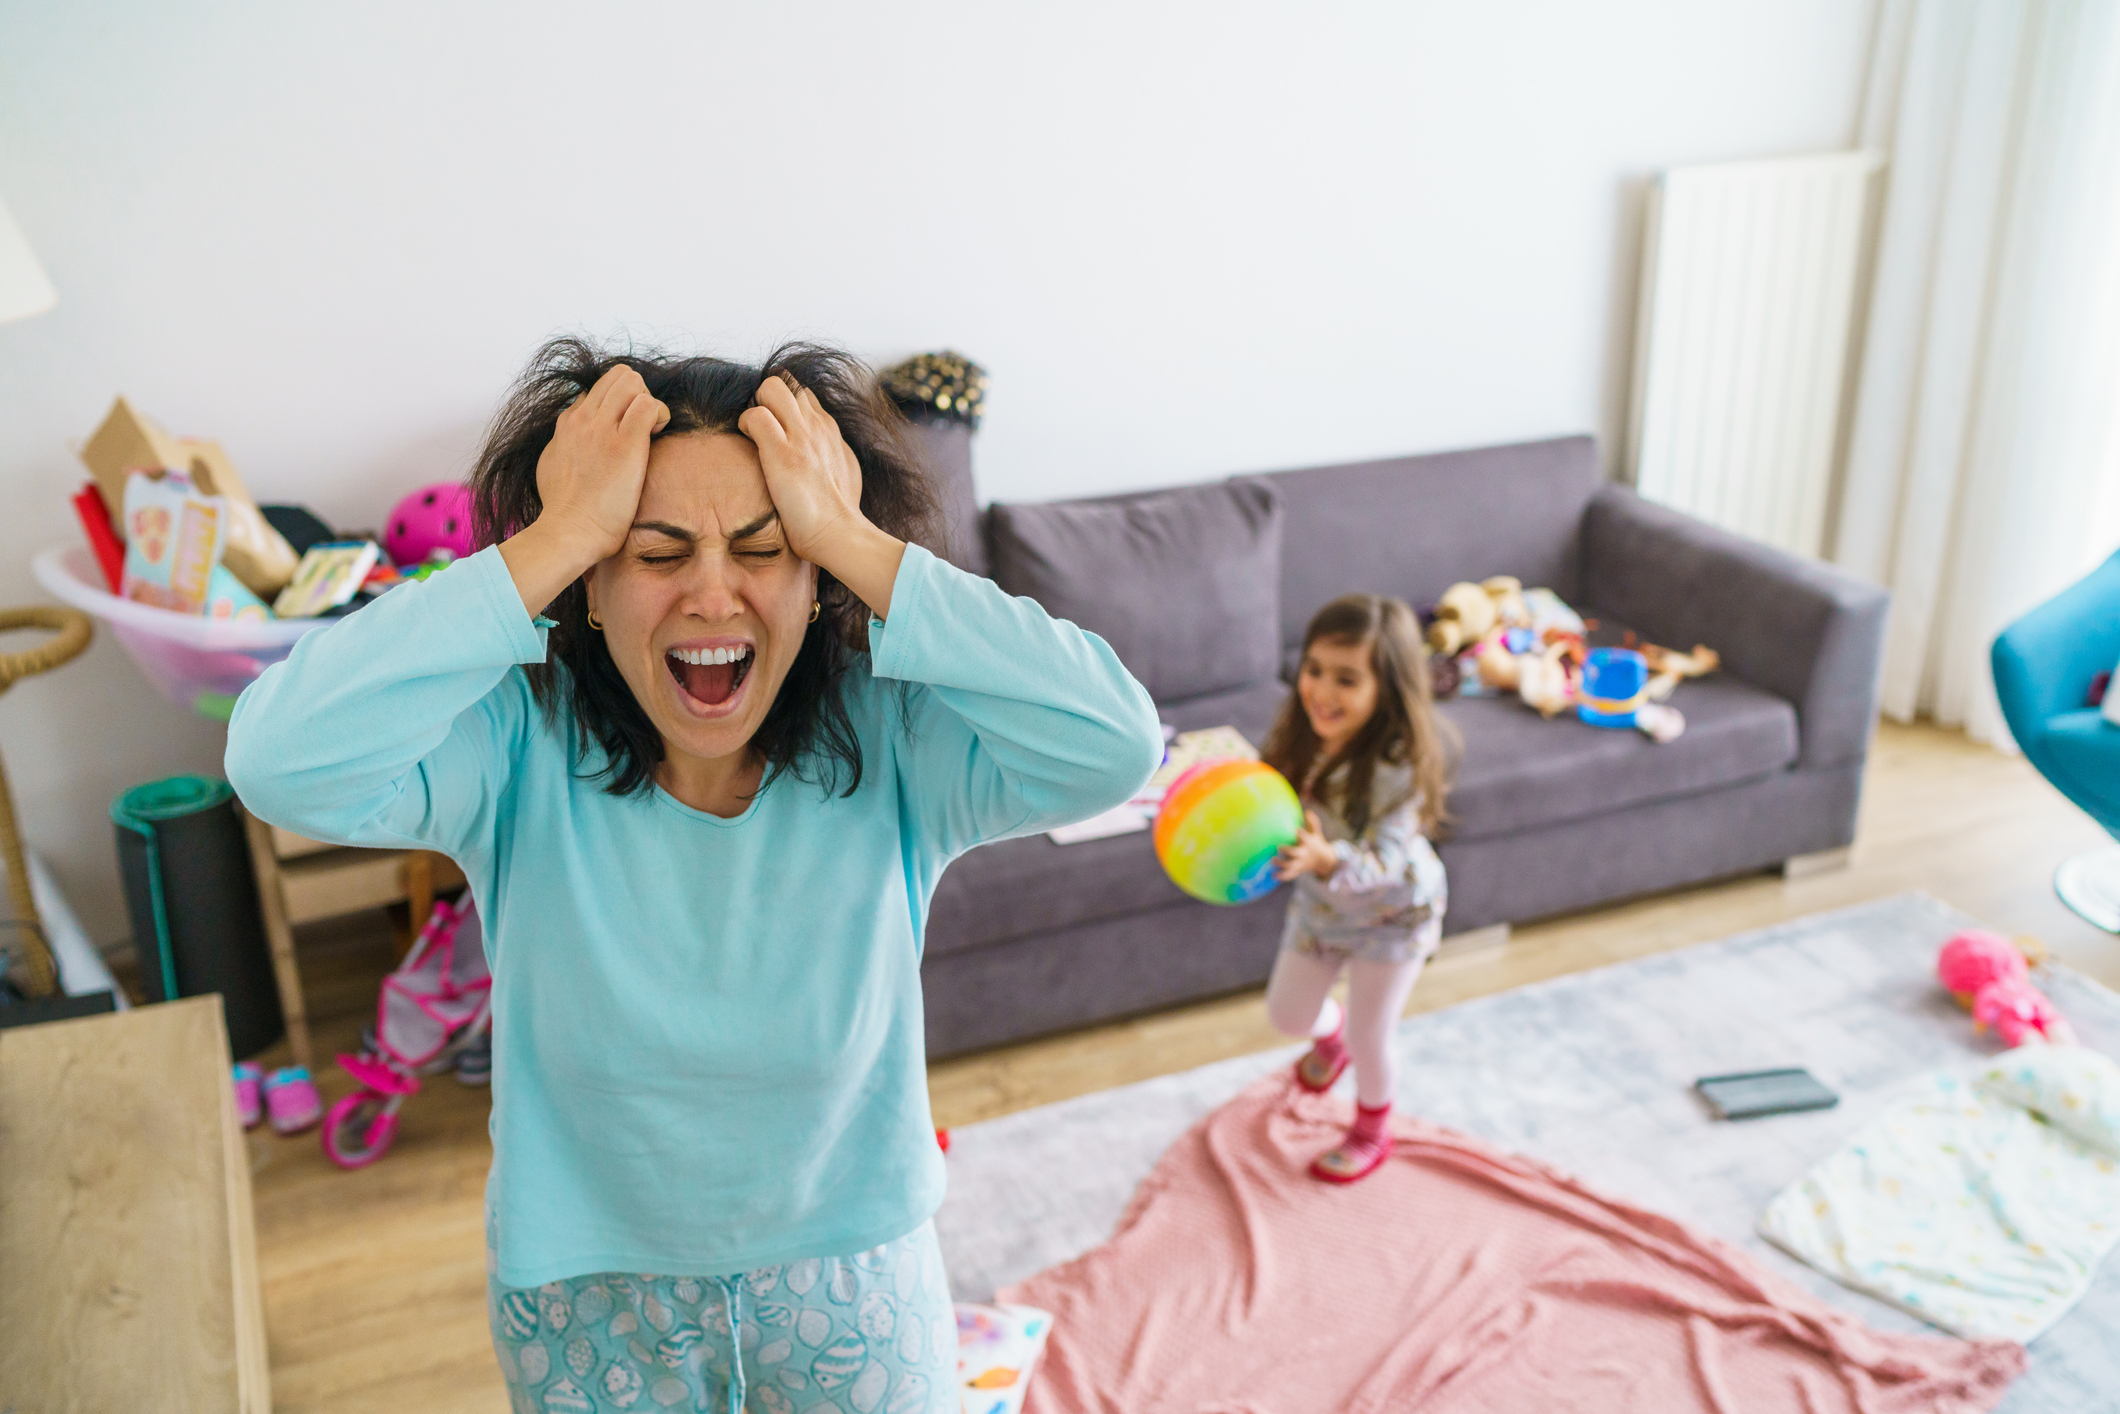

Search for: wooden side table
xmin=0 ymin=996 xmax=270 ymax=1411
xmin=239 ymin=807 xmax=463 ymax=1072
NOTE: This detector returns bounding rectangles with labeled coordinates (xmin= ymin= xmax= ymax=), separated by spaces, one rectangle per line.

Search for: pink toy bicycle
xmin=323 ymin=896 xmax=492 ymax=1169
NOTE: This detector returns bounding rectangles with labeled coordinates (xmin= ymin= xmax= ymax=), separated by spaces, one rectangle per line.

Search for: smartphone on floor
xmin=1694 ymin=1067 xmax=1839 ymax=1120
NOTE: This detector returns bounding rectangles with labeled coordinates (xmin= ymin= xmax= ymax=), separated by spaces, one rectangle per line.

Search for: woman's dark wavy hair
xmin=468 ymin=337 xmax=942 ymax=799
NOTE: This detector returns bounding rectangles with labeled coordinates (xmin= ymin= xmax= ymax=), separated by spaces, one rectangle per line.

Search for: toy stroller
xmin=323 ymin=895 xmax=492 ymax=1169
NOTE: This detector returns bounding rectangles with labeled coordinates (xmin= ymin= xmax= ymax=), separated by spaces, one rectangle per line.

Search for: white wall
xmin=0 ymin=0 xmax=1877 ymax=945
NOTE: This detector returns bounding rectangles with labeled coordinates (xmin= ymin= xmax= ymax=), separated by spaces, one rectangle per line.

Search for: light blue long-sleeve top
xmin=225 ymin=541 xmax=1160 ymax=1288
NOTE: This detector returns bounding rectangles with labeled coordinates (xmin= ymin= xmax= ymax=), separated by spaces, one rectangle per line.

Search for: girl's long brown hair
xmin=1262 ymin=594 xmax=1458 ymax=837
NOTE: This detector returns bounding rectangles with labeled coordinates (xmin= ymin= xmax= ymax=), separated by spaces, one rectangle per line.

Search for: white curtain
xmin=1833 ymin=0 xmax=2120 ymax=748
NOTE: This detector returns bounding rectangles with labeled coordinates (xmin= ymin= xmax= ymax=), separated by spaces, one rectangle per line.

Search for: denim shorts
xmin=487 ymin=1219 xmax=956 ymax=1414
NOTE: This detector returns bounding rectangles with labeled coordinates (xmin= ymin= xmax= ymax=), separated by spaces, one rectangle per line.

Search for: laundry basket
xmin=32 ymin=545 xmax=328 ymax=720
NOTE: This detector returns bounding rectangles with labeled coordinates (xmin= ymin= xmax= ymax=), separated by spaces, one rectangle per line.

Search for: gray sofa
xmin=904 ymin=427 xmax=1891 ymax=1058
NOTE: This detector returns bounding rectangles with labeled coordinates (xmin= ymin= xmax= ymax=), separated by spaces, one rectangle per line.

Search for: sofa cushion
xmin=926 ymin=684 xmax=1284 ymax=960
xmin=987 ymin=479 xmax=1282 ymax=704
xmin=1265 ymin=435 xmax=1603 ymax=658
xmin=1438 ymin=673 xmax=1799 ymax=843
xmin=1157 ymin=679 xmax=1289 ymax=738
xmin=901 ymin=419 xmax=985 ymax=575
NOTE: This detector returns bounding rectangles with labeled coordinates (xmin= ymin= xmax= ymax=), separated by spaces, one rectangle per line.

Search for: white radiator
xmin=1626 ymin=151 xmax=1884 ymax=557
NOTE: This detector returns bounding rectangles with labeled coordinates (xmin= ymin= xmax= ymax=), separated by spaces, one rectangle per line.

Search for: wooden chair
xmin=239 ymin=808 xmax=462 ymax=1072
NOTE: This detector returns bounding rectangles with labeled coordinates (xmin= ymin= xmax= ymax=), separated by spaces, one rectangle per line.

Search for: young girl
xmin=1264 ymin=593 xmax=1457 ymax=1183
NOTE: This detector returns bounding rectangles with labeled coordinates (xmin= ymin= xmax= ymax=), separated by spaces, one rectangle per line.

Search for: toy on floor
xmin=263 ymin=1065 xmax=323 ymax=1134
xmin=1154 ymin=759 xmax=1302 ymax=904
xmin=1937 ymin=929 xmax=2076 ymax=1047
xmin=232 ymin=1061 xmax=263 ymax=1128
xmin=955 ymin=1302 xmax=1053 ymax=1414
xmin=323 ymin=895 xmax=492 ymax=1169
xmin=382 ymin=483 xmax=474 ymax=568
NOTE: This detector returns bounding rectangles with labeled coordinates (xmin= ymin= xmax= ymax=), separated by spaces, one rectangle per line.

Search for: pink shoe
xmin=264 ymin=1066 xmax=323 ymax=1135
xmin=232 ymin=1063 xmax=263 ymax=1129
xmin=1295 ymin=1023 xmax=1350 ymax=1093
xmin=1310 ymin=1101 xmax=1394 ymax=1184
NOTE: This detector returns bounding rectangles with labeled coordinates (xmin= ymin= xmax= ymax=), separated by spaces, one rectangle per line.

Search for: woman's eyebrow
xmin=629 ymin=510 xmax=779 ymax=544
xmin=630 ymin=520 xmax=696 ymax=542
xmin=726 ymin=509 xmax=780 ymax=542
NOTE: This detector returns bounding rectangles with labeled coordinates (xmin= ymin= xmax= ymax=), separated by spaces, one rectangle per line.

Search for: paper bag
xmin=81 ymin=396 xmax=299 ymax=597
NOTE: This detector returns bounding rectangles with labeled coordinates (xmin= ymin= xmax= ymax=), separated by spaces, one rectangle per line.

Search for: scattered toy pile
xmin=1423 ymin=575 xmax=1719 ymax=743
xmin=66 ymin=395 xmax=474 ymax=626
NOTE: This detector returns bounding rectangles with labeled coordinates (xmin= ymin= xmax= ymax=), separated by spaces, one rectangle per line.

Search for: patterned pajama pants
xmin=488 ymin=1219 xmax=957 ymax=1414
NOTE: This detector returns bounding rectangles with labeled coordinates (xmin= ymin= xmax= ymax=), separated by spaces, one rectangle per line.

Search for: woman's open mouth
xmin=666 ymin=643 xmax=755 ymax=711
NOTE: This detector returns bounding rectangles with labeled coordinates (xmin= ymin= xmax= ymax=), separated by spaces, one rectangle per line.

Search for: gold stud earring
xmin=809 ymin=601 xmax=821 ymax=623
xmin=586 ymin=609 xmax=604 ymax=630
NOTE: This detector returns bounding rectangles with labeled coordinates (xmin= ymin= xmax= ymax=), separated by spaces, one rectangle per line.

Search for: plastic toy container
xmin=33 ymin=545 xmax=328 ymax=721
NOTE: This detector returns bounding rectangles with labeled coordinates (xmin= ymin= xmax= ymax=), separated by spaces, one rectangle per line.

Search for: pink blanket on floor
xmin=1000 ymin=1076 xmax=2024 ymax=1414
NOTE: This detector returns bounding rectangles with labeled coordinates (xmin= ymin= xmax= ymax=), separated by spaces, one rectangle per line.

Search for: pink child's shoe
xmin=232 ymin=1063 xmax=263 ymax=1129
xmin=263 ymin=1066 xmax=323 ymax=1135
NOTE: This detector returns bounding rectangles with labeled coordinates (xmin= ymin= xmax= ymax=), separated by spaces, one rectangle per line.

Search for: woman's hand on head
xmin=739 ymin=374 xmax=907 ymax=619
xmin=499 ymin=365 xmax=668 ymax=619
xmin=738 ymin=375 xmax=864 ymax=563
xmin=535 ymin=364 xmax=671 ymax=564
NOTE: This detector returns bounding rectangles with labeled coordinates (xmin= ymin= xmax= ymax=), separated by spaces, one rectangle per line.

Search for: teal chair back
xmin=1992 ymin=548 xmax=2120 ymax=837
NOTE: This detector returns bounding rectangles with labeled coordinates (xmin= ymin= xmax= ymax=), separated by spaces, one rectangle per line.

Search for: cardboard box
xmin=80 ymin=396 xmax=299 ymax=597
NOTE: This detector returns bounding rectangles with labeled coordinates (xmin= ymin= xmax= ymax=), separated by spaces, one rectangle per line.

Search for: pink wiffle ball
xmin=383 ymin=483 xmax=475 ymax=568
xmin=1936 ymin=929 xmax=2026 ymax=1001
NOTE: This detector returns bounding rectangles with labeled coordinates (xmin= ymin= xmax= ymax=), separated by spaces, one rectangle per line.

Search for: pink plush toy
xmin=1936 ymin=929 xmax=2027 ymax=1005
xmin=1937 ymin=929 xmax=2074 ymax=1046
xmin=1971 ymin=977 xmax=2076 ymax=1047
xmin=383 ymin=482 xmax=474 ymax=568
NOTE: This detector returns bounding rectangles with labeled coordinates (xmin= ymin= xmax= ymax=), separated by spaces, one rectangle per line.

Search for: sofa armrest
xmin=1578 ymin=486 xmax=1890 ymax=770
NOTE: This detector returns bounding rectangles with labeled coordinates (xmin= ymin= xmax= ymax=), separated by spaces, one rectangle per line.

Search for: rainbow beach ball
xmin=1154 ymin=759 xmax=1303 ymax=905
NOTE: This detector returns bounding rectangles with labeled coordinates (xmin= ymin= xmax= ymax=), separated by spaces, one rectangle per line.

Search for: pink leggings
xmin=1264 ymin=948 xmax=1429 ymax=1108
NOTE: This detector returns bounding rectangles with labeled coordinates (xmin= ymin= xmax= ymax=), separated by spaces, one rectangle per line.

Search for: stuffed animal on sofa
xmin=1640 ymin=641 xmax=1722 ymax=700
xmin=1427 ymin=576 xmax=1530 ymax=655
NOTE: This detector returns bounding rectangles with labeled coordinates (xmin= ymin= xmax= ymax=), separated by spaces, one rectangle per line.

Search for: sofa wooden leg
xmin=1781 ymin=847 xmax=1853 ymax=880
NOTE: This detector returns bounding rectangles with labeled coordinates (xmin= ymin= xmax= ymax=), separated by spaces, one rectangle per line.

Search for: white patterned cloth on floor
xmin=488 ymin=1218 xmax=956 ymax=1414
xmin=1759 ymin=1045 xmax=2120 ymax=1341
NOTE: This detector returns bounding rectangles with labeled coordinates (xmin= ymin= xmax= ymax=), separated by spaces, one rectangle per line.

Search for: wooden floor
xmin=239 ymin=720 xmax=2120 ymax=1412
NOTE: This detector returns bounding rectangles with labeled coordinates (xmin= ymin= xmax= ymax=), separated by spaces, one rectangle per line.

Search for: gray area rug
xmin=934 ymin=893 xmax=2120 ymax=1413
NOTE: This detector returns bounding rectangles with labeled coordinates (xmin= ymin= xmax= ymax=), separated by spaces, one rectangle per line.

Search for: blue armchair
xmin=1992 ymin=548 xmax=2120 ymax=930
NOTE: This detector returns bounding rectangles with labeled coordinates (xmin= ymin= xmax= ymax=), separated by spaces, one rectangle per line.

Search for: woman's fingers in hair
xmin=580 ymin=363 xmax=647 ymax=421
xmin=737 ymin=402 xmax=788 ymax=452
xmin=619 ymin=389 xmax=670 ymax=439
xmin=753 ymin=371 xmax=802 ymax=424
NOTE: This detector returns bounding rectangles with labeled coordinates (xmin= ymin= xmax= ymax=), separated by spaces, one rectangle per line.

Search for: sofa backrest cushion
xmin=901 ymin=419 xmax=986 ymax=576
xmin=987 ymin=478 xmax=1282 ymax=704
xmin=1263 ymin=435 xmax=1603 ymax=657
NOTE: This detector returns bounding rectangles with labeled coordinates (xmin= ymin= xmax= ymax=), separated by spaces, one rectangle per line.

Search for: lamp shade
xmin=0 ymin=195 xmax=57 ymax=324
